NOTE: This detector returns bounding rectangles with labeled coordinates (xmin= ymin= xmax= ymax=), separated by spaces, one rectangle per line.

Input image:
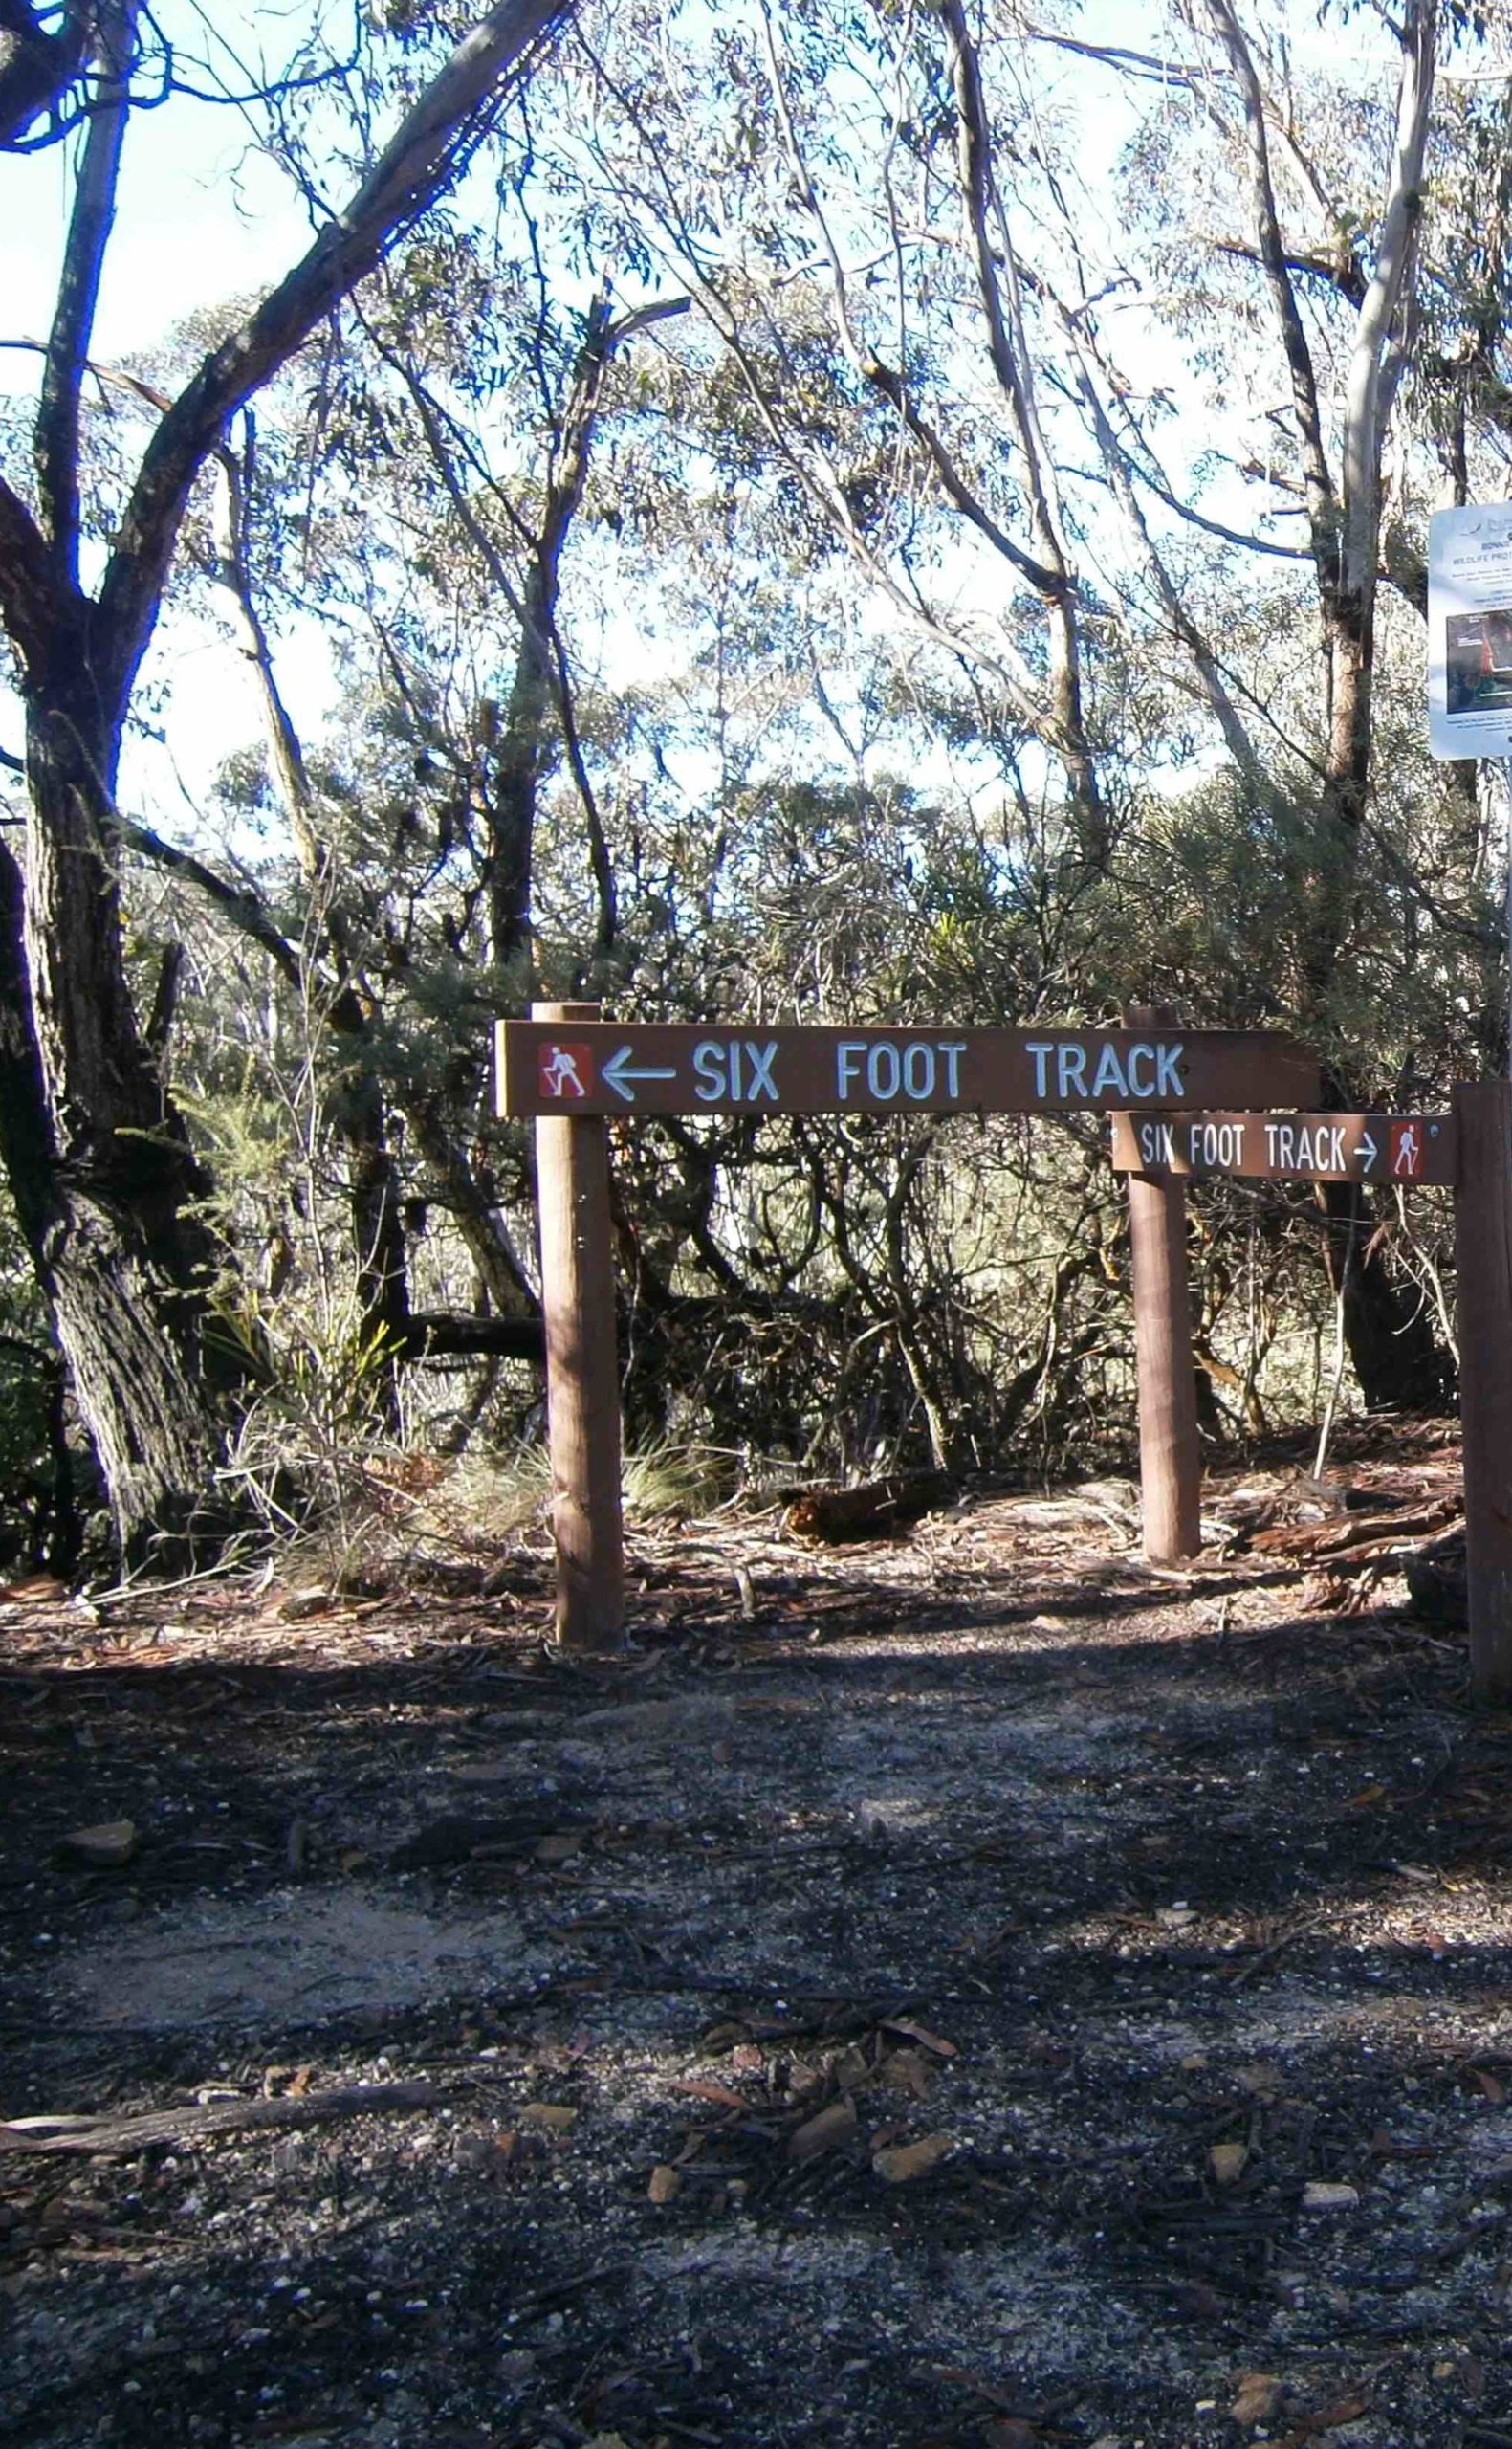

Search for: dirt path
xmin=5 ymin=1432 xmax=1512 ymax=2449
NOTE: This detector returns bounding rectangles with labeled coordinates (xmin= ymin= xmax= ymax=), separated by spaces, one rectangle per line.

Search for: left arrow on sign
xmin=601 ymin=1047 xmax=680 ymax=1104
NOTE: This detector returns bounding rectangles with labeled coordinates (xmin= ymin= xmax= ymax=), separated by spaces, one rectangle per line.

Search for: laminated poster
xmin=1428 ymin=501 xmax=1512 ymax=760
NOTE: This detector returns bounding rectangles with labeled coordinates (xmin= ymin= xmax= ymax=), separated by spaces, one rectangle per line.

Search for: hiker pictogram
xmin=1391 ymin=1119 xmax=1423 ymax=1178
xmin=538 ymin=1043 xmax=592 ymax=1100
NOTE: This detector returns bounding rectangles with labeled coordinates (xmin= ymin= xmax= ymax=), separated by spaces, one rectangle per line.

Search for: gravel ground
xmin=5 ymin=1426 xmax=1512 ymax=2449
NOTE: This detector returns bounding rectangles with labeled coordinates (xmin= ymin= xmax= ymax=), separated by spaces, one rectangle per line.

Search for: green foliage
xmin=12 ymin=0 xmax=1508 ymax=1563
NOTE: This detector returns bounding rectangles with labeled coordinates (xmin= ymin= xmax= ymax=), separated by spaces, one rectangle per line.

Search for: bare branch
xmin=1201 ymin=0 xmax=1338 ymax=573
xmin=208 ymin=430 xmax=326 ymax=893
xmin=118 ymin=811 xmax=301 ymax=987
xmin=940 ymin=0 xmax=1068 ymax=574
xmin=1128 ymin=459 xmax=1313 ymax=560
xmin=35 ymin=0 xmax=138 ymax=575
xmin=93 ymin=0 xmax=575 ymax=719
xmin=1058 ymin=306 xmax=1265 ymax=790
xmin=1211 ymin=234 xmax=1366 ymax=305
xmin=1340 ymin=0 xmax=1435 ymax=610
xmin=938 ymin=0 xmax=1102 ymax=848
xmin=1024 ymin=26 xmax=1206 ymax=85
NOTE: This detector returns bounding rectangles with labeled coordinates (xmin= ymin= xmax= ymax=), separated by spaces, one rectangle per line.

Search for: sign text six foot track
xmin=498 ymin=1023 xmax=1320 ymax=1119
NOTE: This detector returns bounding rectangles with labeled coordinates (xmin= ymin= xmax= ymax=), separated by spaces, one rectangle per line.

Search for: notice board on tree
xmin=497 ymin=1021 xmax=1320 ymax=1119
xmin=1109 ymin=1111 xmax=1457 ymax=1184
xmin=1428 ymin=503 xmax=1512 ymax=761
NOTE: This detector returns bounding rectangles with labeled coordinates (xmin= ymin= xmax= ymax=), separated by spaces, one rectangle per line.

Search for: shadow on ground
xmin=3 ymin=1477 xmax=1511 ymax=2449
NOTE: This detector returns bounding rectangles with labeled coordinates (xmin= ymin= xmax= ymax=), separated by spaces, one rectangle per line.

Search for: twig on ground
xmin=0 ymin=2079 xmax=444 ymax=2155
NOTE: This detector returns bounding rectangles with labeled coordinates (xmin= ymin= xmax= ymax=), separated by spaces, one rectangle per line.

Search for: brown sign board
xmin=497 ymin=1023 xmax=1320 ymax=1121
xmin=1109 ymin=1111 xmax=1457 ymax=1185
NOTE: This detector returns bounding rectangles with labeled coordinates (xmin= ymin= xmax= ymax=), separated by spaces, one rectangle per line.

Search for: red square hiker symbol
xmin=1390 ymin=1119 xmax=1422 ymax=1179
xmin=537 ymin=1043 xmax=593 ymax=1100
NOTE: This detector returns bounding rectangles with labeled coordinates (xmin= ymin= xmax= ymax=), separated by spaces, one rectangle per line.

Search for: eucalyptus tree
xmin=572 ymin=0 xmax=1131 ymax=878
xmin=1053 ymin=0 xmax=1468 ymax=1407
xmin=0 ymin=0 xmax=577 ymax=1557
xmin=573 ymin=0 xmax=1487 ymax=1410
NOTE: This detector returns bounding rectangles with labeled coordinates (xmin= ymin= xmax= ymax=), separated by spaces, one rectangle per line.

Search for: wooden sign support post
xmin=1453 ymin=1080 xmax=1512 ymax=1702
xmin=1122 ymin=1010 xmax=1202 ymax=1563
xmin=532 ymin=1001 xmax=625 ymax=1654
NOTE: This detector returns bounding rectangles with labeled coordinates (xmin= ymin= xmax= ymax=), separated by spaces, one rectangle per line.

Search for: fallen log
xmin=784 ymin=1471 xmax=955 ymax=1542
xmin=1249 ymin=1498 xmax=1460 ymax=1559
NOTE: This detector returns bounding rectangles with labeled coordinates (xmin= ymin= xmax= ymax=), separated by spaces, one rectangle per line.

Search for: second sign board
xmin=1109 ymin=1111 xmax=1457 ymax=1184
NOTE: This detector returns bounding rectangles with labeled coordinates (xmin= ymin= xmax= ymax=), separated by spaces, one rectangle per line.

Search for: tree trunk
xmin=0 ymin=838 xmax=83 ymax=1568
xmin=1305 ymin=612 xmax=1454 ymax=1410
xmin=23 ymin=677 xmax=230 ymax=1562
xmin=1320 ymin=1180 xmax=1452 ymax=1414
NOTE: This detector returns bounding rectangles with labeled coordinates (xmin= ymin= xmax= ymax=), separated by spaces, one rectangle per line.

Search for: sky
xmin=0 ymin=0 xmax=1459 ymax=840
xmin=0 ymin=0 xmax=344 ymax=811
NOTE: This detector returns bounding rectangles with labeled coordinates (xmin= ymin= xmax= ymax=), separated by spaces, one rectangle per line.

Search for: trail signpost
xmin=501 ymin=1007 xmax=1316 ymax=1644
xmin=502 ymin=1008 xmax=1512 ymax=1702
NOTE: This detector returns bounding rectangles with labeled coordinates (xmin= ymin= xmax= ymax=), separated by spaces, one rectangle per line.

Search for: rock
xmin=871 ymin=2131 xmax=953 ymax=2183
xmin=1209 ymin=2140 xmax=1248 ymax=2186
xmin=787 ymin=2096 xmax=857 ymax=2162
xmin=518 ymin=2103 xmax=578 ymax=2133
xmin=1230 ymin=2372 xmax=1283 ymax=2423
xmin=1302 ymin=2180 xmax=1359 ymax=2210
xmin=277 ymin=1586 xmax=334 ymax=1622
xmin=454 ymin=2132 xmax=509 ymax=2172
xmin=1404 ymin=1531 xmax=1466 ymax=1628
xmin=878 ymin=2048 xmax=931 ymax=2099
xmin=58 ymin=1819 xmax=139 ymax=1868
xmin=647 ymin=2163 xmax=681 ymax=2203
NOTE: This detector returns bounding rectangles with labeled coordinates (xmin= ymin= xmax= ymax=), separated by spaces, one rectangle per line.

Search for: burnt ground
xmin=5 ymin=1425 xmax=1512 ymax=2449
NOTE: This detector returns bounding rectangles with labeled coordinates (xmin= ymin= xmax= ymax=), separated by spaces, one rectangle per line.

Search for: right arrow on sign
xmin=1356 ymin=1129 xmax=1378 ymax=1170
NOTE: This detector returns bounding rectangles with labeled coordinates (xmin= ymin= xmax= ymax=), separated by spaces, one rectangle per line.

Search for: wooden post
xmin=1123 ymin=1007 xmax=1202 ymax=1563
xmin=531 ymin=1000 xmax=625 ymax=1653
xmin=1454 ymin=1080 xmax=1512 ymax=1702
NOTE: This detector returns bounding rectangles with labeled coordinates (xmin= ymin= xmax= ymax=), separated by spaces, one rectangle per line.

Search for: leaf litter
xmin=0 ymin=1420 xmax=1509 ymax=2445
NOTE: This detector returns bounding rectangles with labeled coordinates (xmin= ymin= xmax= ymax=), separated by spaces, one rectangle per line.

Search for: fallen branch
xmin=0 ymin=2079 xmax=443 ymax=2155
xmin=1224 ymin=1907 xmax=1329 ymax=1988
xmin=507 ymin=2257 xmax=637 ymax=2313
xmin=1249 ymin=1498 xmax=1460 ymax=1558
